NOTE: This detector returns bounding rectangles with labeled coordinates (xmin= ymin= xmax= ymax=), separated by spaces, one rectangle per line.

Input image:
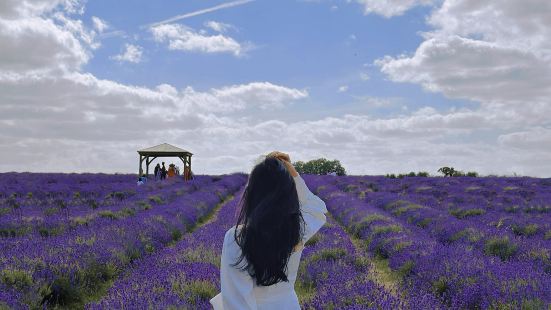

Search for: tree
xmin=438 ymin=166 xmax=456 ymax=177
xmin=294 ymin=158 xmax=346 ymax=176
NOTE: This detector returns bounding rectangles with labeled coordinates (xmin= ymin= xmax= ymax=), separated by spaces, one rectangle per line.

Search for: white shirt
xmin=210 ymin=174 xmax=328 ymax=310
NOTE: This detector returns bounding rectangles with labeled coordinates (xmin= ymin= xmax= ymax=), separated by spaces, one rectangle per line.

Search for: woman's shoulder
xmin=223 ymin=225 xmax=245 ymax=258
xmin=224 ymin=225 xmax=243 ymax=243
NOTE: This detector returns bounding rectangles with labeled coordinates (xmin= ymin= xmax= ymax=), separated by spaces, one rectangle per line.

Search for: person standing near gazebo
xmin=154 ymin=163 xmax=161 ymax=180
xmin=167 ymin=164 xmax=176 ymax=178
xmin=161 ymin=162 xmax=167 ymax=180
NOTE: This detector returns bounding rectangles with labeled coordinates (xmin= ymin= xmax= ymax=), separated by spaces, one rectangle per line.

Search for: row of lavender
xmin=0 ymin=174 xmax=246 ymax=309
xmin=305 ymin=175 xmax=551 ymax=308
xmin=336 ymin=176 xmax=551 ymax=272
xmin=0 ymin=174 xmax=220 ymax=238
xmin=90 ymin=182 xmax=411 ymax=309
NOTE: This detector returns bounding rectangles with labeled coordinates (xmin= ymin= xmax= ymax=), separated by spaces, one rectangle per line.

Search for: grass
xmin=308 ymin=248 xmax=347 ymax=264
xmin=449 ymin=208 xmax=486 ymax=219
xmin=484 ymin=236 xmax=518 ymax=261
xmin=511 ymin=224 xmax=539 ymax=237
xmin=1 ymin=269 xmax=33 ymax=290
xmin=172 ymin=278 xmax=218 ymax=306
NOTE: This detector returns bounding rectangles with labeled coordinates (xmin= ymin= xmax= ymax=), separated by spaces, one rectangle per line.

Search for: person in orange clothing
xmin=167 ymin=163 xmax=176 ymax=178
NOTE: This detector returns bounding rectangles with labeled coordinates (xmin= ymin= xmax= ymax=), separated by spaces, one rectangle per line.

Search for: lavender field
xmin=1 ymin=173 xmax=550 ymax=309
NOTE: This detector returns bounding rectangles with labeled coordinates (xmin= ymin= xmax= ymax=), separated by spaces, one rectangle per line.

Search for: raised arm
xmin=266 ymin=151 xmax=328 ymax=243
xmin=293 ymin=174 xmax=328 ymax=243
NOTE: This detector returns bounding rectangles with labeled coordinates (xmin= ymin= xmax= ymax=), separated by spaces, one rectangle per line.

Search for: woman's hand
xmin=267 ymin=151 xmax=299 ymax=177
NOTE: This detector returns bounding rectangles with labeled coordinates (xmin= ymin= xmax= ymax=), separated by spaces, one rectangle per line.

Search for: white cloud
xmin=150 ymin=23 xmax=246 ymax=56
xmin=91 ymin=16 xmax=108 ymax=33
xmin=369 ymin=0 xmax=551 ymax=175
xmin=111 ymin=44 xmax=143 ymax=63
xmin=338 ymin=85 xmax=349 ymax=93
xmin=374 ymin=0 xmax=551 ymax=125
xmin=201 ymin=82 xmax=308 ymax=111
xmin=204 ymin=20 xmax=233 ymax=33
xmin=355 ymin=0 xmax=435 ymax=17
xmin=359 ymin=96 xmax=401 ymax=107
xmin=360 ymin=72 xmax=370 ymax=80
xmin=498 ymin=127 xmax=551 ymax=151
xmin=1 ymin=0 xmax=551 ymax=177
xmin=0 ymin=12 xmax=92 ymax=74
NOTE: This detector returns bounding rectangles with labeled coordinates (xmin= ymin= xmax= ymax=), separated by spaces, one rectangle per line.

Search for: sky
xmin=0 ymin=0 xmax=550 ymax=176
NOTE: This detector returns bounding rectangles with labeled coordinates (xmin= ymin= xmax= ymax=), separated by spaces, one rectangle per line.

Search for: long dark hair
xmin=232 ymin=156 xmax=305 ymax=286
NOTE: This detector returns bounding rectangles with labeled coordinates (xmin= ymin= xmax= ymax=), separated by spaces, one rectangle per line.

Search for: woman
xmin=210 ymin=151 xmax=328 ymax=309
xmin=167 ymin=164 xmax=176 ymax=178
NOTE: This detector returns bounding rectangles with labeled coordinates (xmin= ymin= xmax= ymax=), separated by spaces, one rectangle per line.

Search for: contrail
xmin=145 ymin=0 xmax=255 ymax=28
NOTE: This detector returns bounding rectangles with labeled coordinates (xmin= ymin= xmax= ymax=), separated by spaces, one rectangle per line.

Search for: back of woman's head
xmin=232 ymin=155 xmax=305 ymax=286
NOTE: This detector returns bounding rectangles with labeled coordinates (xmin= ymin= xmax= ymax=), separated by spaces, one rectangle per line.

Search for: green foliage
xmin=98 ymin=210 xmax=117 ymax=219
xmin=304 ymin=234 xmax=322 ymax=247
xmin=293 ymin=158 xmax=346 ymax=176
xmin=86 ymin=199 xmax=98 ymax=209
xmin=41 ymin=261 xmax=118 ymax=308
xmin=348 ymin=214 xmax=387 ymax=237
xmin=0 ymin=226 xmax=33 ymax=237
xmin=449 ymin=208 xmax=486 ymax=219
xmin=398 ymin=260 xmax=415 ymax=277
xmin=148 ymin=195 xmax=164 ymax=204
xmin=309 ymin=248 xmax=347 ymax=263
xmin=1 ymin=269 xmax=33 ymax=290
xmin=438 ymin=167 xmax=478 ymax=177
xmin=438 ymin=166 xmax=455 ymax=177
xmin=523 ymin=205 xmax=550 ymax=213
xmin=490 ymin=298 xmax=546 ymax=310
xmin=416 ymin=218 xmax=432 ymax=228
xmin=71 ymin=216 xmax=90 ymax=227
xmin=0 ymin=207 xmax=11 ymax=216
xmin=136 ymin=200 xmax=152 ymax=210
xmin=394 ymin=241 xmax=412 ymax=252
xmin=432 ymin=277 xmax=449 ymax=297
xmin=343 ymin=184 xmax=358 ymax=192
xmin=372 ymin=224 xmax=401 ymax=236
xmin=181 ymin=246 xmax=220 ymax=268
xmin=385 ymin=171 xmax=429 ymax=178
xmin=511 ymin=224 xmax=539 ymax=237
xmin=449 ymin=228 xmax=481 ymax=243
xmin=484 ymin=236 xmax=518 ymax=261
xmin=98 ymin=207 xmax=136 ymax=220
xmin=172 ymin=279 xmax=218 ymax=305
xmin=38 ymin=226 xmax=65 ymax=237
xmin=504 ymin=205 xmax=520 ymax=213
xmin=545 ymin=230 xmax=551 ymax=240
xmin=170 ymin=228 xmax=182 ymax=242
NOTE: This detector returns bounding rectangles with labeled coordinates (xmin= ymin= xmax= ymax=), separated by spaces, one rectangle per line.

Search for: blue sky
xmin=82 ymin=0 xmax=465 ymax=119
xmin=0 ymin=0 xmax=550 ymax=176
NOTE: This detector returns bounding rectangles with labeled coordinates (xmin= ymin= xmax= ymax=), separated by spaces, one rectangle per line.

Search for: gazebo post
xmin=138 ymin=155 xmax=144 ymax=176
xmin=146 ymin=156 xmax=157 ymax=177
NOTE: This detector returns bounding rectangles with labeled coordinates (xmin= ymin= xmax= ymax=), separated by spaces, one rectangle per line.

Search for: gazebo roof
xmin=138 ymin=143 xmax=193 ymax=156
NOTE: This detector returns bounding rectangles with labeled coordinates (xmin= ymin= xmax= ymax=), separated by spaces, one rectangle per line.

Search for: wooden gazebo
xmin=138 ymin=143 xmax=193 ymax=180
